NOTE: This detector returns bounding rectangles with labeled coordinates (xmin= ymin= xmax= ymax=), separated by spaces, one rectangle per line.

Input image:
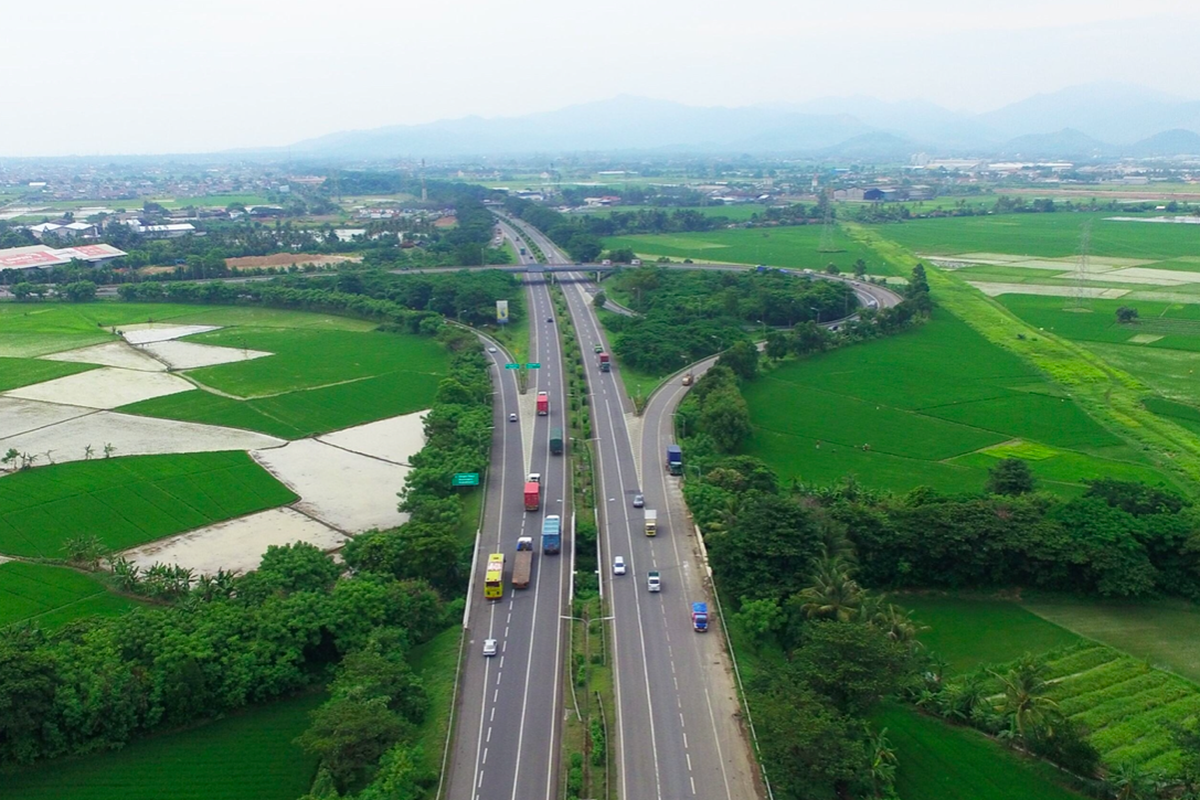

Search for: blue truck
xmin=666 ymin=444 xmax=683 ymax=476
xmin=541 ymin=514 xmax=562 ymax=555
xmin=692 ymin=602 xmax=708 ymax=632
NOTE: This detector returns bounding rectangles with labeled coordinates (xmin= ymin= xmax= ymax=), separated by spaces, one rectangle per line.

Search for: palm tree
xmin=865 ymin=726 xmax=899 ymax=799
xmin=797 ymin=551 xmax=862 ymax=622
xmin=992 ymin=656 xmax=1061 ymax=741
xmin=1110 ymin=763 xmax=1158 ymax=800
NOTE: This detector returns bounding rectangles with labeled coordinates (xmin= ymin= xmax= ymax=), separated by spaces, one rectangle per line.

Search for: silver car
xmin=632 ymin=494 xmax=644 ymax=508
xmin=483 ymin=638 xmax=498 ymax=657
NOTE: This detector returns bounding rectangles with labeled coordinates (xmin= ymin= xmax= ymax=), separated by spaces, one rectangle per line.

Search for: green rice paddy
xmin=876 ymin=211 xmax=1200 ymax=261
xmin=873 ymin=705 xmax=1087 ymax=800
xmin=2 ymin=692 xmax=323 ymax=800
xmin=0 ymin=561 xmax=139 ymax=629
xmin=0 ymin=452 xmax=297 ymax=558
xmin=0 ymin=357 xmax=98 ymax=391
xmin=603 ymin=224 xmax=898 ymax=275
xmin=741 ymin=310 xmax=1161 ymax=494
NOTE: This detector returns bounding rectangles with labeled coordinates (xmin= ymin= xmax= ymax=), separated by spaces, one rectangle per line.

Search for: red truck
xmin=598 ymin=352 xmax=610 ymax=372
xmin=536 ymin=391 xmax=549 ymax=416
xmin=524 ymin=481 xmax=541 ymax=512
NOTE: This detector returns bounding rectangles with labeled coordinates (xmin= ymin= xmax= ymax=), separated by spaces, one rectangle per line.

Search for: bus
xmin=484 ymin=553 xmax=505 ymax=600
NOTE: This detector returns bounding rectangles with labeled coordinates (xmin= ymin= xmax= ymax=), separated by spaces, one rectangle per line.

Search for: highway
xmin=502 ymin=213 xmax=764 ymax=800
xmin=443 ymin=221 xmax=570 ymax=800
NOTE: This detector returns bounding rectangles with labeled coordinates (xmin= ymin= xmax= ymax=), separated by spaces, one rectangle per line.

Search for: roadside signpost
xmin=452 ymin=473 xmax=480 ymax=487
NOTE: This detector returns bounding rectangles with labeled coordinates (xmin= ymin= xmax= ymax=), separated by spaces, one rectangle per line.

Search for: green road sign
xmin=505 ymin=363 xmax=520 ymax=370
xmin=526 ymin=363 xmax=541 ymax=369
xmin=452 ymin=472 xmax=480 ymax=487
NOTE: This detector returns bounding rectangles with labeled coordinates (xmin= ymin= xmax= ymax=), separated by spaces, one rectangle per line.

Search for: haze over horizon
xmin=3 ymin=0 xmax=1199 ymax=157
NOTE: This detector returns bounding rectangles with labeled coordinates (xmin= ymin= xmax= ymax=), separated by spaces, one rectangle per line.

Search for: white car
xmin=613 ymin=556 xmax=626 ymax=575
xmin=483 ymin=638 xmax=498 ymax=657
xmin=509 ymin=413 xmax=517 ymax=422
xmin=488 ymin=346 xmax=497 ymax=353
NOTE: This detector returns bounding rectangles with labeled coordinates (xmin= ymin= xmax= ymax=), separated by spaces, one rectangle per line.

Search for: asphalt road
xmin=443 ymin=222 xmax=571 ymax=800
xmin=498 ymin=213 xmax=760 ymax=800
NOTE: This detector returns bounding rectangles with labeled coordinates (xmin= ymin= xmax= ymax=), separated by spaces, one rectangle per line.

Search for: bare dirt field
xmin=5 ymin=368 xmax=194 ymax=409
xmin=121 ymin=507 xmax=345 ymax=575
xmin=225 ymin=253 xmax=361 ymax=269
xmin=140 ymin=340 xmax=273 ymax=370
xmin=967 ymin=282 xmax=1131 ymax=299
xmin=41 ymin=341 xmax=166 ymax=372
xmin=251 ymin=438 xmax=412 ymax=533
xmin=0 ymin=397 xmax=93 ymax=437
xmin=317 ymin=410 xmax=426 ymax=465
xmin=0 ymin=408 xmax=284 ymax=467
xmin=121 ymin=324 xmax=220 ymax=345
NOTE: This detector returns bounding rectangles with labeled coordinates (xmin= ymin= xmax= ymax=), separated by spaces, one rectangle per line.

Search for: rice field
xmin=0 ymin=560 xmax=139 ymax=629
xmin=0 ymin=451 xmax=298 ymax=557
xmin=980 ymin=643 xmax=1200 ymax=777
xmin=2 ymin=692 xmax=323 ymax=800
xmin=0 ymin=357 xmax=98 ymax=392
xmin=873 ymin=705 xmax=1087 ymax=800
xmin=877 ymin=211 xmax=1200 ymax=261
xmin=180 ymin=327 xmax=449 ymax=397
xmin=895 ymin=593 xmax=1082 ymax=676
xmin=603 ymin=224 xmax=898 ymax=275
xmin=740 ymin=310 xmax=1162 ymax=494
xmin=120 ymin=368 xmax=442 ymax=439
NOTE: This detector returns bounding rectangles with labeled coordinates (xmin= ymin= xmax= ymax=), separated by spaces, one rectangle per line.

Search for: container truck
xmin=524 ymin=481 xmax=540 ymax=512
xmin=647 ymin=570 xmax=661 ymax=592
xmin=692 ymin=602 xmax=709 ymax=632
xmin=549 ymin=427 xmax=564 ymax=455
xmin=536 ymin=391 xmax=549 ymax=415
xmin=666 ymin=444 xmax=683 ymax=475
xmin=512 ymin=536 xmax=533 ymax=589
xmin=541 ymin=515 xmax=561 ymax=554
xmin=644 ymin=509 xmax=657 ymax=537
xmin=598 ymin=352 xmax=610 ymax=372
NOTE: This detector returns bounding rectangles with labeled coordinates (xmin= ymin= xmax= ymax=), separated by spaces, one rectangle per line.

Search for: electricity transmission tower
xmin=1069 ymin=220 xmax=1092 ymax=312
xmin=818 ymin=188 xmax=840 ymax=253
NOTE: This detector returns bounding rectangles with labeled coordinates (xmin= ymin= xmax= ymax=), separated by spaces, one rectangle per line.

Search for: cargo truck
xmin=541 ymin=515 xmax=561 ymax=554
xmin=524 ymin=481 xmax=540 ymax=512
xmin=644 ymin=509 xmax=657 ymax=537
xmin=692 ymin=602 xmax=709 ymax=632
xmin=647 ymin=570 xmax=661 ymax=592
xmin=512 ymin=536 xmax=533 ymax=589
xmin=536 ymin=391 xmax=549 ymax=415
xmin=666 ymin=444 xmax=683 ymax=475
xmin=549 ymin=427 xmax=564 ymax=455
xmin=598 ymin=352 xmax=610 ymax=372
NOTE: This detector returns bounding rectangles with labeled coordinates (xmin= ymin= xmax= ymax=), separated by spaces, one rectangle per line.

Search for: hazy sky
xmin=3 ymin=0 xmax=1197 ymax=157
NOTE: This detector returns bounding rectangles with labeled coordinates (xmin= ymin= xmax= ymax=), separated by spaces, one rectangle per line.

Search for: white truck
xmin=647 ymin=570 xmax=661 ymax=592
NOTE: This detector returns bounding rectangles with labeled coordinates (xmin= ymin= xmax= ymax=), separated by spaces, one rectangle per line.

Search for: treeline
xmin=816 ymin=477 xmax=1200 ymax=600
xmin=0 ymin=544 xmax=447 ymax=766
xmin=680 ymin=451 xmax=1200 ymax=793
xmin=114 ymin=268 xmax=523 ymax=331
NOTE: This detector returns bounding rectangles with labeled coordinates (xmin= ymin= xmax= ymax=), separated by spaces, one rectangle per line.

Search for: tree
xmin=256 ymin=542 xmax=341 ymax=593
xmin=987 ymin=457 xmax=1035 ymax=496
xmin=698 ymin=385 xmax=753 ymax=453
xmin=765 ymin=330 xmax=791 ymax=360
xmin=796 ymin=554 xmax=862 ymax=623
xmin=788 ymin=620 xmax=911 ymax=715
xmin=1116 ymin=306 xmax=1139 ymax=324
xmin=297 ymin=693 xmax=408 ymax=791
xmin=592 ymin=290 xmax=607 ymax=309
xmin=991 ymin=656 xmax=1061 ymax=741
xmin=853 ymin=258 xmax=867 ymax=278
xmin=734 ymin=597 xmax=783 ymax=642
xmin=717 ymin=339 xmax=759 ymax=381
xmin=907 ymin=263 xmax=930 ymax=296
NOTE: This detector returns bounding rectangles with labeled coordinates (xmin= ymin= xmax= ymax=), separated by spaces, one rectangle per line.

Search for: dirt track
xmin=225 ymin=253 xmax=361 ymax=268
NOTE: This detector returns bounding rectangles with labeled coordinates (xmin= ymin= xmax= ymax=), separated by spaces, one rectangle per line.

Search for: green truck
xmin=550 ymin=426 xmax=564 ymax=455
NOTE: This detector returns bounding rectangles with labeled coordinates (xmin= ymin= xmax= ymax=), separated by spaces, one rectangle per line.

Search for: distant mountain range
xmin=271 ymin=83 xmax=1200 ymax=160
